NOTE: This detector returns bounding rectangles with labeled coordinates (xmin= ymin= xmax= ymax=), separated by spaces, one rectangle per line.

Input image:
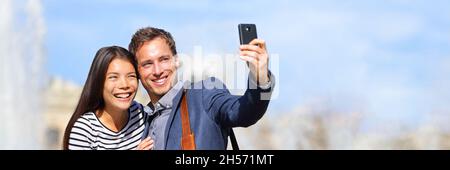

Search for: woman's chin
xmin=112 ymin=100 xmax=133 ymax=111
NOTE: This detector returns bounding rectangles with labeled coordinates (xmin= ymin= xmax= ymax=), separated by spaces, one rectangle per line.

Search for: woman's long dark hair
xmin=62 ymin=46 xmax=138 ymax=150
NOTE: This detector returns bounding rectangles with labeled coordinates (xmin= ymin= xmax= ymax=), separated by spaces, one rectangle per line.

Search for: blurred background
xmin=1 ymin=0 xmax=449 ymax=149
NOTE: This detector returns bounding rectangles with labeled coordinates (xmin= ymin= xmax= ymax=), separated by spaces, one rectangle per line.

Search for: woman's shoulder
xmin=73 ymin=112 xmax=98 ymax=128
xmin=130 ymin=100 xmax=148 ymax=115
xmin=130 ymin=100 xmax=142 ymax=107
xmin=78 ymin=111 xmax=96 ymax=120
xmin=129 ymin=100 xmax=143 ymax=111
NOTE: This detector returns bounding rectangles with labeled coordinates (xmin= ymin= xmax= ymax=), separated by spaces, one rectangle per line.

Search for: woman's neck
xmin=97 ymin=106 xmax=128 ymax=133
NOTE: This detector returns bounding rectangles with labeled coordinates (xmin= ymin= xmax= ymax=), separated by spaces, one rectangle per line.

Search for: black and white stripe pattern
xmin=68 ymin=101 xmax=147 ymax=150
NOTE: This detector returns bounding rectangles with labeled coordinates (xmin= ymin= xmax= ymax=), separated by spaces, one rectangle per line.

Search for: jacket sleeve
xmin=202 ymin=72 xmax=275 ymax=128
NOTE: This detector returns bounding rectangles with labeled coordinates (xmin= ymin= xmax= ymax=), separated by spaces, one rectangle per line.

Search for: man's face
xmin=135 ymin=37 xmax=179 ymax=101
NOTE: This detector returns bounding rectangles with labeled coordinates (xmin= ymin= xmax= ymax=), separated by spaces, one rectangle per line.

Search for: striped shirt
xmin=68 ymin=101 xmax=147 ymax=150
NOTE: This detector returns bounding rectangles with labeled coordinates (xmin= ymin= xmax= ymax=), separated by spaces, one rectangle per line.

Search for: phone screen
xmin=239 ymin=24 xmax=258 ymax=45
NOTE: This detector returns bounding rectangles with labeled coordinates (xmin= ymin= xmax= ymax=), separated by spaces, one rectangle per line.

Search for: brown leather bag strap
xmin=181 ymin=89 xmax=196 ymax=150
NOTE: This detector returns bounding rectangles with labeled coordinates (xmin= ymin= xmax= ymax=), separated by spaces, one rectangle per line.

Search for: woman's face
xmin=103 ymin=58 xmax=138 ymax=112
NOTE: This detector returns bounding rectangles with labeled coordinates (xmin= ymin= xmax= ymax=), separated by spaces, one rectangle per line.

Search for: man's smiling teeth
xmin=114 ymin=93 xmax=131 ymax=99
xmin=153 ymin=76 xmax=167 ymax=83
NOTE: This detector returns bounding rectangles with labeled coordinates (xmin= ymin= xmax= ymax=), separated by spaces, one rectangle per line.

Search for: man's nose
xmin=152 ymin=63 xmax=163 ymax=76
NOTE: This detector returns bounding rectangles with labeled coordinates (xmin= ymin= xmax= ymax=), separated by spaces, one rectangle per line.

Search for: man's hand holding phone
xmin=238 ymin=24 xmax=269 ymax=86
xmin=239 ymin=39 xmax=269 ymax=86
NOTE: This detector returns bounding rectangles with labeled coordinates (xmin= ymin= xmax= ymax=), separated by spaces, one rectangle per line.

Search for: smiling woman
xmin=62 ymin=46 xmax=153 ymax=150
xmin=100 ymin=58 xmax=138 ymax=132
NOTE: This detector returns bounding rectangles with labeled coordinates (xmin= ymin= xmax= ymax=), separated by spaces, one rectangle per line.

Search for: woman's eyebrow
xmin=106 ymin=72 xmax=119 ymax=75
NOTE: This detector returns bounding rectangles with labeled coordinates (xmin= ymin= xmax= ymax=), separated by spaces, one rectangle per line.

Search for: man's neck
xmin=148 ymin=80 xmax=182 ymax=107
xmin=149 ymin=94 xmax=163 ymax=106
xmin=149 ymin=80 xmax=176 ymax=106
xmin=150 ymin=99 xmax=159 ymax=106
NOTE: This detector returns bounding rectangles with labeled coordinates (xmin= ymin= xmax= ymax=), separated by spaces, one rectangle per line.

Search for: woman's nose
xmin=118 ymin=77 xmax=130 ymax=89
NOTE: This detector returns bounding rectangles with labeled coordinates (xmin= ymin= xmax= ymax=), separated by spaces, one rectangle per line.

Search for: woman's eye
xmin=108 ymin=76 xmax=117 ymax=80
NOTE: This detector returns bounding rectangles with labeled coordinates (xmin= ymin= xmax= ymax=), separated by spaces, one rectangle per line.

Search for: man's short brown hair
xmin=128 ymin=27 xmax=177 ymax=57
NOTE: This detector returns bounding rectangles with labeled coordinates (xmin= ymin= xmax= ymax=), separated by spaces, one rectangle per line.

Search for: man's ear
xmin=175 ymin=55 xmax=181 ymax=68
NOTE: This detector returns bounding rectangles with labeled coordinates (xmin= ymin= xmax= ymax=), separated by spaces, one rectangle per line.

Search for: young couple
xmin=62 ymin=27 xmax=275 ymax=150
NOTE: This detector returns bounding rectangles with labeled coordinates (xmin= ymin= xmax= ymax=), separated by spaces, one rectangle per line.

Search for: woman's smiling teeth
xmin=114 ymin=93 xmax=132 ymax=99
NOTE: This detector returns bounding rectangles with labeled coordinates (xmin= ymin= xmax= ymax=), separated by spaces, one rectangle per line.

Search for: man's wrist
xmin=258 ymin=78 xmax=271 ymax=90
xmin=249 ymin=72 xmax=272 ymax=90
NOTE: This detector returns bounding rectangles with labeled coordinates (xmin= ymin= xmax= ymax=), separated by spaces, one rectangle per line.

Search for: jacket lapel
xmin=163 ymin=85 xmax=185 ymax=149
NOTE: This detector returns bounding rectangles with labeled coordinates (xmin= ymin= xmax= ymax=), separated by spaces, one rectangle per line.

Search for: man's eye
xmin=142 ymin=62 xmax=152 ymax=67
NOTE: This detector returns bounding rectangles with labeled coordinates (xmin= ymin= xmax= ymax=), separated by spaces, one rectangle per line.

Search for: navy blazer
xmin=157 ymin=76 xmax=274 ymax=150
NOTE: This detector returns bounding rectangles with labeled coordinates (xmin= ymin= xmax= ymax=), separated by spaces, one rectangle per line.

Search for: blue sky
xmin=42 ymin=0 xmax=450 ymax=130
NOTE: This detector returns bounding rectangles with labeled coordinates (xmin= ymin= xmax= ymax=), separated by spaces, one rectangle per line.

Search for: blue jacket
xmin=161 ymin=76 xmax=274 ymax=150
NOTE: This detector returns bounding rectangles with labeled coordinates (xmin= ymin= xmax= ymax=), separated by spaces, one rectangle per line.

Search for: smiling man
xmin=128 ymin=27 xmax=275 ymax=150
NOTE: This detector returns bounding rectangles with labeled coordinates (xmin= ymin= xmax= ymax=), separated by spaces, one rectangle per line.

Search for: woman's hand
xmin=136 ymin=137 xmax=154 ymax=150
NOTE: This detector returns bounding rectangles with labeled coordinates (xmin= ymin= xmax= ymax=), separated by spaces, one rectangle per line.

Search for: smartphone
xmin=238 ymin=24 xmax=258 ymax=45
